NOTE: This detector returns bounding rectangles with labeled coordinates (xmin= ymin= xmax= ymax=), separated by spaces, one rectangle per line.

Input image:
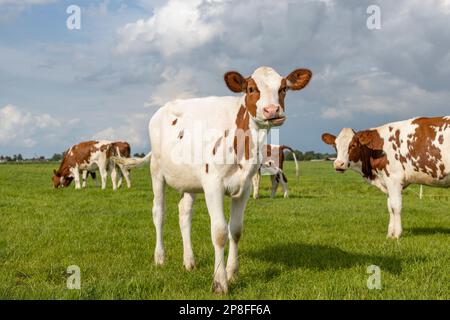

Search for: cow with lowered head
xmin=322 ymin=117 xmax=450 ymax=239
xmin=52 ymin=140 xmax=129 ymax=190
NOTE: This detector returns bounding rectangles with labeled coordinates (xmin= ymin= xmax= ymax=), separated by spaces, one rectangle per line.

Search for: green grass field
xmin=0 ymin=161 xmax=448 ymax=300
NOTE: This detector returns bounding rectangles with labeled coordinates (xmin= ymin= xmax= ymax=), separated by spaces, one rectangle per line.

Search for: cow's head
xmin=322 ymin=128 xmax=386 ymax=177
xmin=52 ymin=170 xmax=73 ymax=188
xmin=224 ymin=67 xmax=312 ymax=128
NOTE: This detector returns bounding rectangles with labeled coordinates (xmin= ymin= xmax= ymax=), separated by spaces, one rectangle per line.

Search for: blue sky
xmin=1 ymin=0 xmax=450 ymax=157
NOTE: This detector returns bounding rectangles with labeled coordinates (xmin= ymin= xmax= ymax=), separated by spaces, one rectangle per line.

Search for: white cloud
xmin=0 ymin=0 xmax=56 ymax=5
xmin=116 ymin=0 xmax=224 ymax=57
xmin=0 ymin=104 xmax=60 ymax=147
xmin=92 ymin=113 xmax=150 ymax=149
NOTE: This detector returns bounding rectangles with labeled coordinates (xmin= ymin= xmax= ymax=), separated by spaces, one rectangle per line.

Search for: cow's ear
xmin=321 ymin=133 xmax=336 ymax=145
xmin=357 ymin=130 xmax=384 ymax=150
xmin=224 ymin=71 xmax=247 ymax=93
xmin=286 ymin=69 xmax=312 ymax=91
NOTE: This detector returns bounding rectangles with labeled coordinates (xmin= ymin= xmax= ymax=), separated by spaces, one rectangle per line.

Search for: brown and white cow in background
xmin=52 ymin=140 xmax=128 ymax=190
xmin=252 ymin=144 xmax=299 ymax=199
xmin=114 ymin=66 xmax=312 ymax=294
xmin=322 ymin=117 xmax=450 ymax=239
xmin=81 ymin=141 xmax=132 ymax=189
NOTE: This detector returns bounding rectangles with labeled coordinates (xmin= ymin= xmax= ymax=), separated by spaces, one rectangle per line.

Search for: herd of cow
xmin=51 ymin=66 xmax=450 ymax=294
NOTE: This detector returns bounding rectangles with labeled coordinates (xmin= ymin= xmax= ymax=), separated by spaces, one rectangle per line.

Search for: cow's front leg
xmin=387 ymin=183 xmax=403 ymax=239
xmin=73 ymin=168 xmax=81 ymax=190
xmin=204 ymin=184 xmax=228 ymax=294
xmin=227 ymin=186 xmax=250 ymax=283
xmin=252 ymin=171 xmax=261 ymax=199
xmin=178 ymin=193 xmax=196 ymax=271
xmin=151 ymin=165 xmax=166 ymax=266
xmin=82 ymin=170 xmax=88 ymax=188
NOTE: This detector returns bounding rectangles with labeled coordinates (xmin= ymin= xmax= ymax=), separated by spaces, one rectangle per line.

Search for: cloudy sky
xmin=1 ymin=0 xmax=450 ymax=157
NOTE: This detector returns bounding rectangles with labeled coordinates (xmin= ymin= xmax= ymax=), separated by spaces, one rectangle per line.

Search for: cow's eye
xmin=248 ymin=87 xmax=255 ymax=94
xmin=280 ymin=87 xmax=287 ymax=94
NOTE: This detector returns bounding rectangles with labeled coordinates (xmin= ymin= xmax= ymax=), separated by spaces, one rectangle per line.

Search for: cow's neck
xmin=233 ymin=97 xmax=266 ymax=165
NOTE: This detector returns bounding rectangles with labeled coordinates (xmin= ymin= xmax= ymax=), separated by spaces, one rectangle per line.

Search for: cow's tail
xmin=281 ymin=145 xmax=299 ymax=181
xmin=111 ymin=152 xmax=152 ymax=169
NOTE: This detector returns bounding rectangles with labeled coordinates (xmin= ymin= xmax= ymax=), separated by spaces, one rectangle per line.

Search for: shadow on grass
xmin=407 ymin=227 xmax=450 ymax=235
xmin=248 ymin=242 xmax=405 ymax=275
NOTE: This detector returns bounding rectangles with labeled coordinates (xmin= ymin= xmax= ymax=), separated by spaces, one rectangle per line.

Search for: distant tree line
xmin=0 ymin=154 xmax=46 ymax=163
xmin=284 ymin=150 xmax=336 ymax=161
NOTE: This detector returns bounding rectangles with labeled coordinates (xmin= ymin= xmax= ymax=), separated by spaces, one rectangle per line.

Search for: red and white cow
xmin=322 ymin=117 xmax=450 ymax=239
xmin=252 ymin=144 xmax=299 ymax=199
xmin=115 ymin=66 xmax=312 ymax=293
xmin=81 ymin=141 xmax=132 ymax=189
xmin=52 ymin=140 xmax=123 ymax=190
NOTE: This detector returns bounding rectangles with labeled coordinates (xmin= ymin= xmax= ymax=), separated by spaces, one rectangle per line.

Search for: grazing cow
xmin=252 ymin=145 xmax=299 ymax=199
xmin=52 ymin=140 xmax=121 ymax=190
xmin=114 ymin=67 xmax=312 ymax=293
xmin=322 ymin=117 xmax=450 ymax=239
xmin=81 ymin=141 xmax=132 ymax=189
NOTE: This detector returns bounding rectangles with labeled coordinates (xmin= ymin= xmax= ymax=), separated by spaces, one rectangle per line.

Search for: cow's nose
xmin=263 ymin=105 xmax=281 ymax=119
xmin=334 ymin=160 xmax=345 ymax=169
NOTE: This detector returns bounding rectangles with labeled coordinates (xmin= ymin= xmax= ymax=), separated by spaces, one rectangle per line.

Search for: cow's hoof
xmin=212 ymin=281 xmax=228 ymax=295
xmin=227 ymin=271 xmax=239 ymax=283
xmin=184 ymin=258 xmax=196 ymax=271
xmin=154 ymin=252 xmax=165 ymax=266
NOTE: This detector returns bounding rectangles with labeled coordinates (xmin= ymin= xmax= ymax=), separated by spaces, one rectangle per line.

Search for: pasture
xmin=0 ymin=161 xmax=448 ymax=300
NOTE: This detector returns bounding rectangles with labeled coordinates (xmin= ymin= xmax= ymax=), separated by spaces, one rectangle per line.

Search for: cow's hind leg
xmin=151 ymin=163 xmax=166 ymax=266
xmin=226 ymin=186 xmax=250 ymax=283
xmin=204 ymin=184 xmax=228 ymax=294
xmin=179 ymin=193 xmax=196 ymax=271
xmin=110 ymin=165 xmax=118 ymax=191
xmin=280 ymin=172 xmax=289 ymax=199
xmin=252 ymin=171 xmax=261 ymax=199
xmin=270 ymin=175 xmax=279 ymax=198
xmin=99 ymin=164 xmax=108 ymax=190
xmin=121 ymin=166 xmax=131 ymax=189
xmin=387 ymin=183 xmax=403 ymax=239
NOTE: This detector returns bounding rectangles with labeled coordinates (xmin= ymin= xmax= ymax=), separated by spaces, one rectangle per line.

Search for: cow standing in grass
xmin=252 ymin=144 xmax=299 ymax=199
xmin=81 ymin=141 xmax=132 ymax=189
xmin=52 ymin=141 xmax=129 ymax=190
xmin=115 ymin=67 xmax=312 ymax=293
xmin=322 ymin=117 xmax=450 ymax=239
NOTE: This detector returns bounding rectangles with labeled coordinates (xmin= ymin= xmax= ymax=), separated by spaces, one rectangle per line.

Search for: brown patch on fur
xmin=439 ymin=134 xmax=444 ymax=145
xmin=205 ymin=164 xmax=209 ymax=174
xmin=215 ymin=231 xmax=228 ymax=247
xmin=349 ymin=130 xmax=389 ymax=179
xmin=212 ymin=137 xmax=223 ymax=155
xmin=233 ymin=105 xmax=253 ymax=161
xmin=406 ymin=117 xmax=450 ymax=178
xmin=113 ymin=141 xmax=131 ymax=158
xmin=172 ymin=119 xmax=178 ymax=126
xmin=224 ymin=130 xmax=229 ymax=138
xmin=244 ymin=78 xmax=260 ymax=117
xmin=178 ymin=130 xmax=184 ymax=140
xmin=279 ymin=78 xmax=287 ymax=111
